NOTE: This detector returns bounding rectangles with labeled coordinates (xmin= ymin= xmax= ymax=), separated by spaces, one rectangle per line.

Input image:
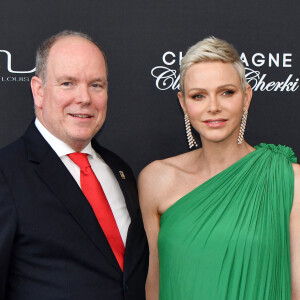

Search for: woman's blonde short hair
xmin=179 ymin=37 xmax=247 ymax=92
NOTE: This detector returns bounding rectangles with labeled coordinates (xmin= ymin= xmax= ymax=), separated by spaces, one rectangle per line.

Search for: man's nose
xmin=76 ymin=85 xmax=91 ymax=105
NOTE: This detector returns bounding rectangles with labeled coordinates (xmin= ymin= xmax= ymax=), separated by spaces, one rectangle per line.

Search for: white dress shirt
xmin=35 ymin=118 xmax=131 ymax=245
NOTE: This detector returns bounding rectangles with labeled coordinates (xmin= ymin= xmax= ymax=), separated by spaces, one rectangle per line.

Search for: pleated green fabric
xmin=158 ymin=144 xmax=297 ymax=300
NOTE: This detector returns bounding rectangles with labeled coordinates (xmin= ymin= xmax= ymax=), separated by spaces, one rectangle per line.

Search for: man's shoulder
xmin=91 ymin=140 xmax=136 ymax=182
xmin=92 ymin=140 xmax=131 ymax=169
xmin=0 ymin=121 xmax=47 ymax=168
xmin=0 ymin=136 xmax=27 ymax=165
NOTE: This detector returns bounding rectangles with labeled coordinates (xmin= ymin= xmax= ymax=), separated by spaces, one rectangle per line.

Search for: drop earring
xmin=237 ymin=109 xmax=248 ymax=144
xmin=184 ymin=113 xmax=198 ymax=149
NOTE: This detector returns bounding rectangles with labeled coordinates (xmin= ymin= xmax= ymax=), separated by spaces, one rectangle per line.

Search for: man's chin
xmin=65 ymin=135 xmax=93 ymax=151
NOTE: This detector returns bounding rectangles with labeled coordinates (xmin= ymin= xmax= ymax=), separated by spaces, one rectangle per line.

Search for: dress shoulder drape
xmin=158 ymin=144 xmax=297 ymax=300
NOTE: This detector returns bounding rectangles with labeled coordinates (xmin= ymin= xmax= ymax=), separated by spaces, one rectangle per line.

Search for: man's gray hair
xmin=35 ymin=30 xmax=107 ymax=82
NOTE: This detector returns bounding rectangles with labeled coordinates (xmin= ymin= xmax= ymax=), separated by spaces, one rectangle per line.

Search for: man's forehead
xmin=45 ymin=36 xmax=107 ymax=77
xmin=49 ymin=36 xmax=103 ymax=59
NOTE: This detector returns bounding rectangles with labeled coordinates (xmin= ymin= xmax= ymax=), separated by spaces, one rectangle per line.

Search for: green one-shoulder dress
xmin=158 ymin=144 xmax=297 ymax=300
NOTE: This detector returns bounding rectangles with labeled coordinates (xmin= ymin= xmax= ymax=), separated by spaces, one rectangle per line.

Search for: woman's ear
xmin=178 ymin=91 xmax=186 ymax=114
xmin=243 ymin=84 xmax=253 ymax=111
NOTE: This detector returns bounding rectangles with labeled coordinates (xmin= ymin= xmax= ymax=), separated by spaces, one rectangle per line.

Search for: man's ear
xmin=31 ymin=76 xmax=44 ymax=108
xmin=178 ymin=91 xmax=186 ymax=114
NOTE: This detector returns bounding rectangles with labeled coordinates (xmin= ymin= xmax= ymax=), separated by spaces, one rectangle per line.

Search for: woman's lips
xmin=203 ymin=119 xmax=228 ymax=128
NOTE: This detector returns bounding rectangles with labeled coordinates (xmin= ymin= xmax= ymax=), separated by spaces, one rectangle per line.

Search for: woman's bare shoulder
xmin=138 ymin=151 xmax=198 ymax=202
xmin=138 ymin=151 xmax=196 ymax=184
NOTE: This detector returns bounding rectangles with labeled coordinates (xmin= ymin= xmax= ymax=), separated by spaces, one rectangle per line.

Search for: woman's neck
xmin=195 ymin=139 xmax=255 ymax=177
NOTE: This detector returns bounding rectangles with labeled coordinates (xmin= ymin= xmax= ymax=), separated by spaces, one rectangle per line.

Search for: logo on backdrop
xmin=151 ymin=51 xmax=299 ymax=92
xmin=0 ymin=50 xmax=35 ymax=83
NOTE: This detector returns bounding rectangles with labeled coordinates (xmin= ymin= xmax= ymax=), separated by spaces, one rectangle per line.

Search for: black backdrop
xmin=0 ymin=0 xmax=299 ymax=176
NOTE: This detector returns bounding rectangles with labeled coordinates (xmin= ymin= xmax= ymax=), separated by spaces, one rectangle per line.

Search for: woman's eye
xmin=192 ymin=94 xmax=204 ymax=99
xmin=223 ymin=90 xmax=234 ymax=96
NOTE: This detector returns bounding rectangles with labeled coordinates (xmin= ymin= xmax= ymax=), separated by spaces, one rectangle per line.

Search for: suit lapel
xmin=24 ymin=123 xmax=121 ymax=272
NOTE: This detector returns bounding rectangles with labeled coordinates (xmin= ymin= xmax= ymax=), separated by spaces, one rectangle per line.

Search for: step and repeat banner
xmin=0 ymin=1 xmax=299 ymax=175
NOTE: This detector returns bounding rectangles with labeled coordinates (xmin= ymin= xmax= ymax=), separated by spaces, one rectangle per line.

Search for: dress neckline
xmin=161 ymin=147 xmax=259 ymax=221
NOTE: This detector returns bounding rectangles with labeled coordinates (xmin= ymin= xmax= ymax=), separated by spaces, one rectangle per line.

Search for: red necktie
xmin=68 ymin=153 xmax=125 ymax=271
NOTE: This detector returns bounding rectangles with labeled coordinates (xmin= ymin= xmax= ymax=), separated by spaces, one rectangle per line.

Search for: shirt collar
xmin=35 ymin=118 xmax=94 ymax=158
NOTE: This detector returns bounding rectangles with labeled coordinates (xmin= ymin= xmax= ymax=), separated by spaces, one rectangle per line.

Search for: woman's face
xmin=178 ymin=61 xmax=252 ymax=145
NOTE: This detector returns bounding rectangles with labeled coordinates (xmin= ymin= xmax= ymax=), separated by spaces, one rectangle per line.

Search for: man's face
xmin=32 ymin=36 xmax=108 ymax=151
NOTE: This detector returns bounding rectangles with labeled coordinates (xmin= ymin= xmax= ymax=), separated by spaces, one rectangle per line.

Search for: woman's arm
xmin=290 ymin=164 xmax=300 ymax=299
xmin=138 ymin=163 xmax=162 ymax=300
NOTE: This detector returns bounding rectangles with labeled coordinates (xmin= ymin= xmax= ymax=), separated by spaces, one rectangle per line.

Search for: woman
xmin=138 ymin=37 xmax=300 ymax=299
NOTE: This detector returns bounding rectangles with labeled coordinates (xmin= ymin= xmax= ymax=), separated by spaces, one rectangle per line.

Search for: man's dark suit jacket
xmin=0 ymin=122 xmax=148 ymax=300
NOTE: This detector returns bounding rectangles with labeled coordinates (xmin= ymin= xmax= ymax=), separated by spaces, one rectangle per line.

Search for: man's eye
xmin=92 ymin=82 xmax=106 ymax=89
xmin=62 ymin=82 xmax=71 ymax=87
xmin=91 ymin=83 xmax=101 ymax=88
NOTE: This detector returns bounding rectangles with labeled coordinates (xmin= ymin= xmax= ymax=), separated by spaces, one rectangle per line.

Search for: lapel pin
xmin=119 ymin=171 xmax=126 ymax=179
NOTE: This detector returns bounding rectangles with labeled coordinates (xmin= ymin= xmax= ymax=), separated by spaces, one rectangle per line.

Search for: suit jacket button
xmin=124 ymin=284 xmax=129 ymax=292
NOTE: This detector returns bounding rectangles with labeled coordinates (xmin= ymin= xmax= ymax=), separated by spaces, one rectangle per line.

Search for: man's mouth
xmin=69 ymin=114 xmax=92 ymax=118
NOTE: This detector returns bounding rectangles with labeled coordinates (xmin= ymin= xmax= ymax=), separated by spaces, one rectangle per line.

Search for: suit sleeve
xmin=0 ymin=170 xmax=17 ymax=298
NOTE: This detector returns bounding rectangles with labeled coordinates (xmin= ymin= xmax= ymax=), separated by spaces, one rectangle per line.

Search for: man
xmin=0 ymin=31 xmax=148 ymax=300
